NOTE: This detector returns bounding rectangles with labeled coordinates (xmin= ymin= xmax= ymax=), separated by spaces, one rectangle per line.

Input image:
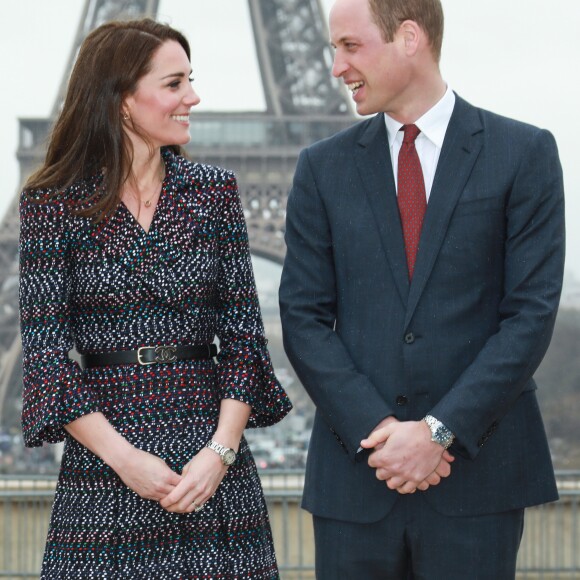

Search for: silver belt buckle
xmin=137 ymin=345 xmax=177 ymax=365
xmin=155 ymin=345 xmax=177 ymax=363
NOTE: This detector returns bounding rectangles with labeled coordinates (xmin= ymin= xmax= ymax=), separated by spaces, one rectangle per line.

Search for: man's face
xmin=330 ymin=0 xmax=412 ymax=117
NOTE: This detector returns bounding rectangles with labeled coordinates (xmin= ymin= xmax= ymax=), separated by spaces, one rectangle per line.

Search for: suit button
xmin=396 ymin=395 xmax=409 ymax=406
xmin=404 ymin=332 xmax=415 ymax=344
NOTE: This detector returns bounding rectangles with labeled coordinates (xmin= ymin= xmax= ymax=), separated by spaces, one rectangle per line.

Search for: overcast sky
xmin=1 ymin=0 xmax=578 ymax=277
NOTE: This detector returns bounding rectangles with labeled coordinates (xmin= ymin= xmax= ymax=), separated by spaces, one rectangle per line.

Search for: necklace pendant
xmin=144 ymin=200 xmax=151 ymax=207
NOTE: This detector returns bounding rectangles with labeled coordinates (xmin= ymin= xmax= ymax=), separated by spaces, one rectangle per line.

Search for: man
xmin=279 ymin=0 xmax=565 ymax=577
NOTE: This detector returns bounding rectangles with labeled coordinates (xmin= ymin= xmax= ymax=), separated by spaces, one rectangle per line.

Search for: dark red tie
xmin=397 ymin=124 xmax=427 ymax=279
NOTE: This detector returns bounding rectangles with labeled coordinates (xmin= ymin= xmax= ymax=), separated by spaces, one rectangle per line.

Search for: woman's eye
xmin=168 ymin=77 xmax=193 ymax=88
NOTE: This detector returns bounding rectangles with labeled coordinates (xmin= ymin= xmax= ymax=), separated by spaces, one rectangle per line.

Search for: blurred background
xmin=0 ymin=0 xmax=579 ymax=474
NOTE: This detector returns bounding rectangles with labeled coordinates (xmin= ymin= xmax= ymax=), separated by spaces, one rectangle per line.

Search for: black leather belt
xmin=81 ymin=344 xmax=218 ymax=368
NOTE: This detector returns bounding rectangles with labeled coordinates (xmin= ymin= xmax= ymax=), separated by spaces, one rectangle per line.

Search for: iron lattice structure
xmin=0 ymin=0 xmax=355 ymax=427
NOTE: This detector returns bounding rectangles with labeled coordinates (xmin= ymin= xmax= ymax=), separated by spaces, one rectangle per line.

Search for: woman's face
xmin=123 ymin=40 xmax=200 ymax=150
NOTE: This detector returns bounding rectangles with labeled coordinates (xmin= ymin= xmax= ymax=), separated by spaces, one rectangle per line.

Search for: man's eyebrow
xmin=333 ymin=35 xmax=356 ymax=47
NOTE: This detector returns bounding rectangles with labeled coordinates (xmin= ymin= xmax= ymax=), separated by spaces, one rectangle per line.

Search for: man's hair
xmin=368 ymin=0 xmax=444 ymax=61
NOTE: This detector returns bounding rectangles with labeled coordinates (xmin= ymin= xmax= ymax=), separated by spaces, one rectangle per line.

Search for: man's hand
xmin=361 ymin=419 xmax=454 ymax=494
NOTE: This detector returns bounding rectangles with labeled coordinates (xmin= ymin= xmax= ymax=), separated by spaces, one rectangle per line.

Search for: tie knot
xmin=401 ymin=124 xmax=421 ymax=144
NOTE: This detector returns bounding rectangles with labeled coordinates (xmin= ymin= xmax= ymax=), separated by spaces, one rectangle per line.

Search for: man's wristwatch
xmin=423 ymin=415 xmax=455 ymax=450
xmin=205 ymin=440 xmax=237 ymax=466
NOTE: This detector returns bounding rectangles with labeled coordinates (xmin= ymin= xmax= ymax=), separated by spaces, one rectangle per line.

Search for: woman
xmin=19 ymin=18 xmax=292 ymax=579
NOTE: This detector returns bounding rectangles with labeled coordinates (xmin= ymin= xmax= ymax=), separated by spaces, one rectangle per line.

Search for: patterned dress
xmin=19 ymin=148 xmax=292 ymax=579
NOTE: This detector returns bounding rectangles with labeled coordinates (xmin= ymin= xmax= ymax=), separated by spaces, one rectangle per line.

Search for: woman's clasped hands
xmin=115 ymin=446 xmax=228 ymax=513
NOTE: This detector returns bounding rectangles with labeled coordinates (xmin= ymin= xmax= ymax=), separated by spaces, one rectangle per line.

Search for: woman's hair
xmin=25 ymin=18 xmax=191 ymax=221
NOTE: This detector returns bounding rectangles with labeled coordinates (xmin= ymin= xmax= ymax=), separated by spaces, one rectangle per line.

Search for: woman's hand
xmin=64 ymin=412 xmax=182 ymax=501
xmin=158 ymin=399 xmax=252 ymax=513
xmin=114 ymin=447 xmax=183 ymax=501
xmin=159 ymin=448 xmax=228 ymax=513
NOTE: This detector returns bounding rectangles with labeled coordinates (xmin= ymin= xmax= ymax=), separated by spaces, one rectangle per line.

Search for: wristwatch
xmin=205 ymin=439 xmax=237 ymax=466
xmin=423 ymin=415 xmax=455 ymax=450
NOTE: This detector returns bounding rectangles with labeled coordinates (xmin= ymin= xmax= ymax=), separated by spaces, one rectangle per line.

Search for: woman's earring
xmin=122 ymin=112 xmax=130 ymax=121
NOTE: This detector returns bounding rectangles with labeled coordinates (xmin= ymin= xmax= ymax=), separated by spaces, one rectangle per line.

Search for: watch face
xmin=223 ymin=449 xmax=236 ymax=466
xmin=434 ymin=426 xmax=452 ymax=448
xmin=434 ymin=427 xmax=446 ymax=444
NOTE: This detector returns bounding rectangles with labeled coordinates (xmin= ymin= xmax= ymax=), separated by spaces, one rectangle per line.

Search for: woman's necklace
xmin=143 ymin=192 xmax=156 ymax=208
xmin=132 ymin=164 xmax=165 ymax=208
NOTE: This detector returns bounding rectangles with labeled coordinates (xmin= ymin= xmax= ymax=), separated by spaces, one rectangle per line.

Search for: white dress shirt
xmin=384 ymin=86 xmax=456 ymax=201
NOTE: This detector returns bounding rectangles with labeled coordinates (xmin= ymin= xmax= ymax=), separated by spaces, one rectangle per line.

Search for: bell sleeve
xmin=19 ymin=191 xmax=99 ymax=447
xmin=214 ymin=173 xmax=292 ymax=428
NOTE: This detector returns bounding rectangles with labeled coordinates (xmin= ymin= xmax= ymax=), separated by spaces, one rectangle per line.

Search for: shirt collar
xmin=384 ymin=85 xmax=456 ymax=148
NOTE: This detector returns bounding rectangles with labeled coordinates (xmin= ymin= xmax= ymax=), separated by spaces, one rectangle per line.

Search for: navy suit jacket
xmin=279 ymin=95 xmax=564 ymax=522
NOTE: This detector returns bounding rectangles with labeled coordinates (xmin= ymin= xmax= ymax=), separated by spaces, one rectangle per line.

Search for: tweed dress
xmin=19 ymin=148 xmax=292 ymax=579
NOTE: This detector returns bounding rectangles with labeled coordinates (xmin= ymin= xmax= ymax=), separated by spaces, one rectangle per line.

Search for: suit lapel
xmin=355 ymin=114 xmax=409 ymax=306
xmin=404 ymin=96 xmax=484 ymax=327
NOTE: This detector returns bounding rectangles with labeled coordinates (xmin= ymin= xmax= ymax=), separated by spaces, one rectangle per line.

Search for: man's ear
xmin=398 ymin=20 xmax=421 ymax=56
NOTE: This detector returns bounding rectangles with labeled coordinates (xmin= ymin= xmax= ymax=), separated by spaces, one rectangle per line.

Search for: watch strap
xmin=205 ymin=439 xmax=236 ymax=465
xmin=423 ymin=415 xmax=455 ymax=449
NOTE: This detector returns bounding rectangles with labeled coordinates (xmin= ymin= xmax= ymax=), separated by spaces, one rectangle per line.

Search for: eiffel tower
xmin=0 ymin=0 xmax=355 ymax=429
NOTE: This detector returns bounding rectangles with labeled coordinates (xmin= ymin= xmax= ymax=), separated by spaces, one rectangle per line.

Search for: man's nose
xmin=331 ymin=52 xmax=348 ymax=78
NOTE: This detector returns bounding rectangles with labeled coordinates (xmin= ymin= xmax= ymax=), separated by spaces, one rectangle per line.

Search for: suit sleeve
xmin=430 ymin=128 xmax=565 ymax=459
xmin=280 ymin=148 xmax=396 ymax=459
